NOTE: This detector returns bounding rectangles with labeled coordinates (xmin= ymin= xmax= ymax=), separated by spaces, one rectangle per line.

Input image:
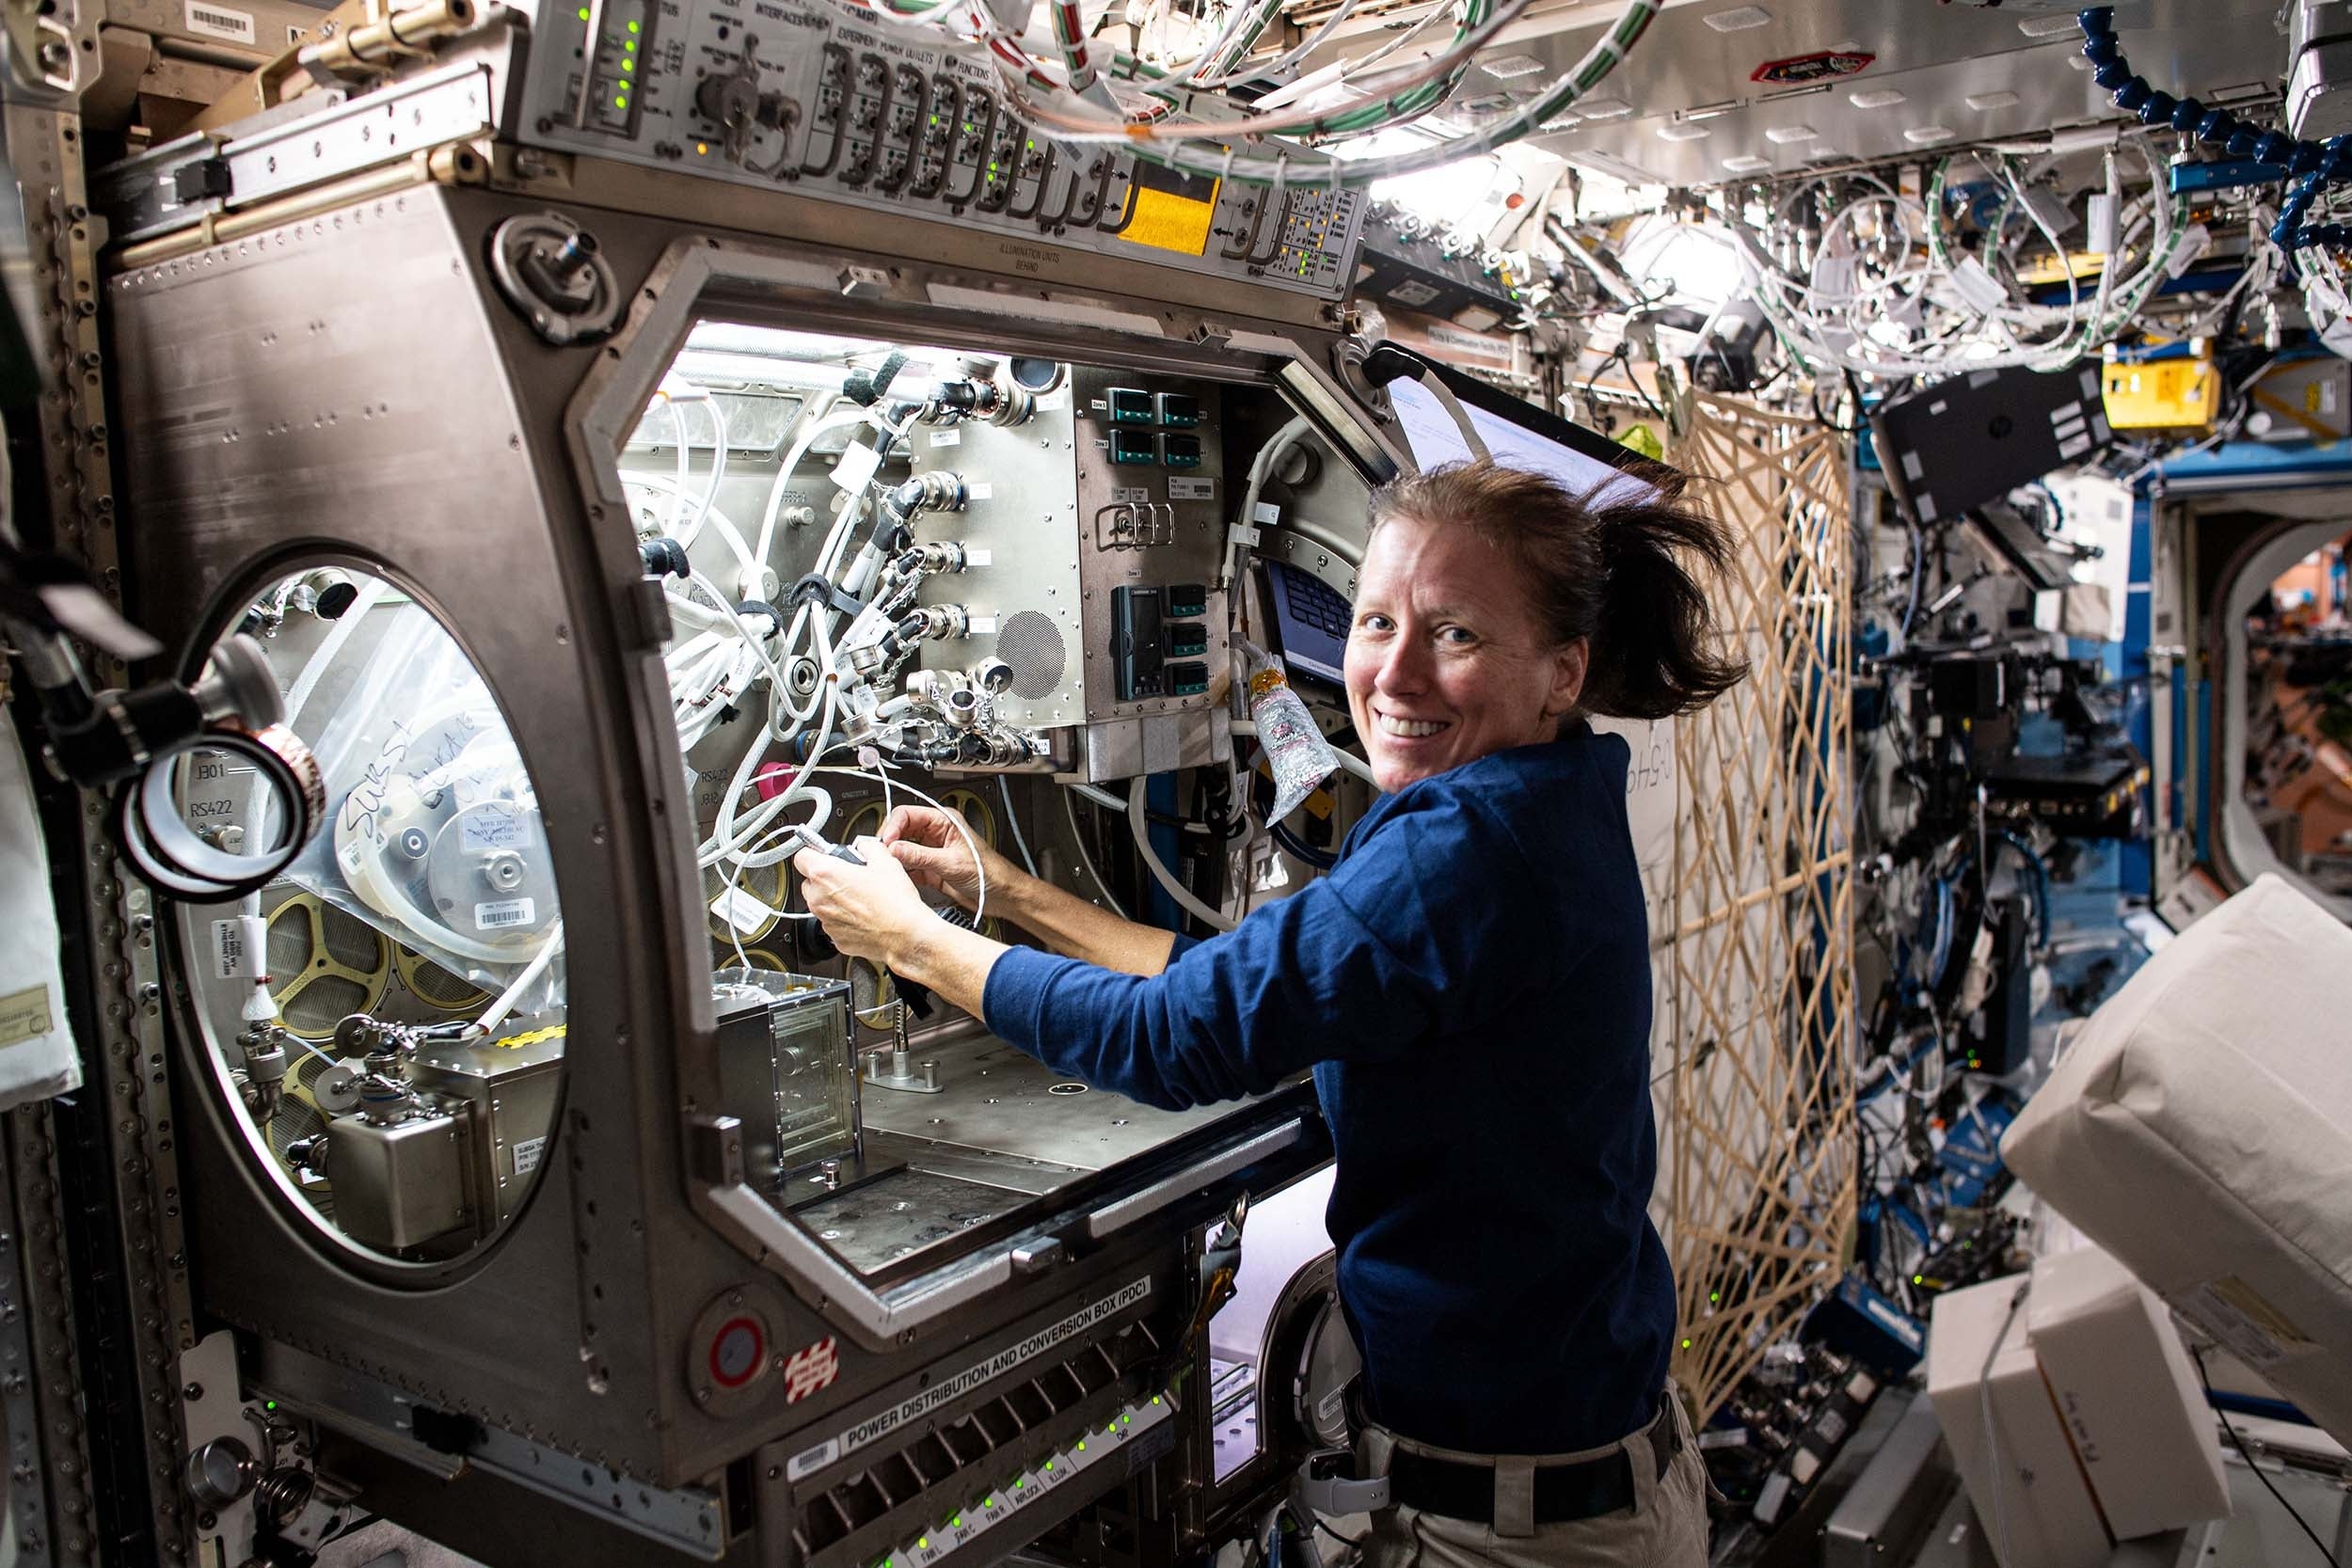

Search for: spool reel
xmin=393 ymin=945 xmax=493 ymax=1014
xmin=263 ymin=890 xmax=393 ymax=1040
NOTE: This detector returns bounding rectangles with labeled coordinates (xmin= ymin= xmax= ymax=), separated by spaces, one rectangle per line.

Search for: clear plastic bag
xmin=1240 ymin=640 xmax=1340 ymax=822
xmin=282 ymin=599 xmax=564 ymax=1019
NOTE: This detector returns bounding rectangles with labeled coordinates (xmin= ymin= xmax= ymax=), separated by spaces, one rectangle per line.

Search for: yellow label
xmin=491 ymin=1024 xmax=567 ymax=1051
xmin=0 ymin=984 xmax=53 ymax=1049
xmin=1117 ymin=179 xmax=1220 ymax=257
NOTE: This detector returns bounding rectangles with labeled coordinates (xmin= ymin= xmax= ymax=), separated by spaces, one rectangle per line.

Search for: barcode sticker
xmin=212 ymin=919 xmax=249 ymax=979
xmin=1168 ymin=477 xmax=1215 ymax=501
xmin=709 ymin=886 xmax=774 ymax=935
xmin=474 ymin=897 xmax=537 ymax=931
xmin=184 ymin=0 xmax=257 ymax=42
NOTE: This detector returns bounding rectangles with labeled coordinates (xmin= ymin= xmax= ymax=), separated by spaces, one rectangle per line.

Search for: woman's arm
xmin=880 ymin=804 xmax=1175 ymax=976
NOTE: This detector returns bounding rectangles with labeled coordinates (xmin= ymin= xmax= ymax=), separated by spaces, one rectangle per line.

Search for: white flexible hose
xmin=1127 ymin=780 xmax=1235 ymax=933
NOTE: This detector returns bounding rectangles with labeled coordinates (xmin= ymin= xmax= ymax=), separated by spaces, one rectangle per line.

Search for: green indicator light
xmin=626 ymin=17 xmax=639 ymax=29
xmin=1044 ymin=1462 xmax=1055 ymax=1472
xmin=620 ymin=59 xmax=631 ymax=73
xmin=918 ymin=1540 xmax=930 ymax=1550
xmin=624 ymin=37 xmax=634 ymax=49
xmin=1107 ymin=1424 xmax=1118 ymax=1435
xmin=988 ymin=161 xmax=997 ymax=173
xmin=1025 ymin=138 xmax=1035 ymax=150
xmin=264 ymin=1401 xmax=278 ymax=1411
xmin=615 ymin=93 xmax=628 ymax=107
xmin=1913 ymin=1274 xmax=1924 ymax=1285
xmin=576 ymin=6 xmax=588 ymax=16
xmin=1680 ymin=1338 xmax=1693 ymax=1350
xmin=1014 ymin=1479 xmax=1025 ymax=1490
xmin=951 ymin=1517 xmax=962 ymax=1528
xmin=987 ymin=1498 xmax=998 ymax=1509
xmin=1076 ymin=1442 xmax=1088 ymax=1452
xmin=1151 ymin=1398 xmax=1161 ymax=1406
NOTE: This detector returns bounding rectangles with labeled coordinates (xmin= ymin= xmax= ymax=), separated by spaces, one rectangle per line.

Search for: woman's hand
xmin=793 ymin=838 xmax=936 ymax=969
xmin=880 ymin=804 xmax=1011 ymax=911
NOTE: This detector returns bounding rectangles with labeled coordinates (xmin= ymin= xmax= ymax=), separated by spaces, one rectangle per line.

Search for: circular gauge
xmin=263 ymin=890 xmax=393 ymax=1040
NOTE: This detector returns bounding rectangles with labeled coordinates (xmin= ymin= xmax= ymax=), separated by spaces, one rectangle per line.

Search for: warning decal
xmin=1751 ymin=50 xmax=1875 ymax=85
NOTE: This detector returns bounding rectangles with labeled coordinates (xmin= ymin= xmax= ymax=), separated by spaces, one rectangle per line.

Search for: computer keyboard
xmin=1265 ymin=560 xmax=1352 ymax=686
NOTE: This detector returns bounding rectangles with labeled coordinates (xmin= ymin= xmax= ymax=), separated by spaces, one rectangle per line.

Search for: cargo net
xmin=1654 ymin=394 xmax=1854 ymax=1422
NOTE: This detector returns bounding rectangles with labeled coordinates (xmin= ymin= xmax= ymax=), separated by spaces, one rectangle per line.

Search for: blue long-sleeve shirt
xmin=982 ymin=724 xmax=1674 ymax=1455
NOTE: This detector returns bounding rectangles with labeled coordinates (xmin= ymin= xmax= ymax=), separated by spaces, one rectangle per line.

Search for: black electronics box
xmin=1979 ymin=752 xmax=2148 ymax=838
xmin=1354 ymin=205 xmax=1524 ymax=327
xmin=1870 ymin=363 xmax=2112 ymax=525
xmin=1926 ymin=656 xmax=2011 ymax=721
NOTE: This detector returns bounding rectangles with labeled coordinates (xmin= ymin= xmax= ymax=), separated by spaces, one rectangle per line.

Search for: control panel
xmin=512 ymin=1 xmax=1368 ymax=298
xmin=1353 ymin=198 xmax=1529 ymax=327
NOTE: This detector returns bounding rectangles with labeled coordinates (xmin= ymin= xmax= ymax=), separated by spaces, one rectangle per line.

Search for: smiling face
xmin=1343 ymin=512 xmax=1589 ymax=793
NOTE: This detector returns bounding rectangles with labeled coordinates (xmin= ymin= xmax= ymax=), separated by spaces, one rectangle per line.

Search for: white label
xmin=966 ymin=482 xmax=993 ymax=502
xmin=212 ymin=918 xmax=249 ymax=979
xmin=709 ymin=886 xmax=775 ymax=935
xmin=184 ymin=0 xmax=257 ymax=42
xmin=474 ymin=897 xmax=537 ymax=931
xmin=786 ymin=1276 xmax=1152 ymax=1478
xmin=0 ymin=985 xmax=56 ymax=1051
xmin=461 ymin=805 xmax=525 ymax=854
xmin=786 ymin=1437 xmax=840 ymax=1481
xmin=512 ymin=1135 xmax=547 ymax=1176
xmin=1251 ymin=501 xmax=1281 ymax=527
xmin=1948 ymin=257 xmax=2009 ymax=314
xmin=2168 ymin=1276 xmax=2315 ymax=1369
xmin=1037 ymin=388 xmax=1072 ymax=412
xmin=967 ymin=614 xmax=998 ymax=635
xmin=2058 ymin=432 xmax=2091 ymax=460
xmin=830 ymin=438 xmax=882 ymax=493
xmin=1110 ymin=486 xmax=1149 ymax=505
xmin=1168 ymin=477 xmax=1215 ymax=501
xmin=963 ymin=546 xmax=993 ymax=566
xmin=930 ymin=428 xmax=961 ymax=448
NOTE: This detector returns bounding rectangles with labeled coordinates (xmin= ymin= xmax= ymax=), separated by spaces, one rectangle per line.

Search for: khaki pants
xmin=1357 ymin=1397 xmax=1708 ymax=1568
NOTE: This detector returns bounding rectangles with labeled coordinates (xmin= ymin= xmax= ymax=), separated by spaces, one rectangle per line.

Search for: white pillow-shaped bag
xmin=2003 ymin=873 xmax=2352 ymax=1446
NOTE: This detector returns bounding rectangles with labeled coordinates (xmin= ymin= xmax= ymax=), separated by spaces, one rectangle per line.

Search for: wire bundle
xmin=846 ymin=0 xmax=1660 ymax=185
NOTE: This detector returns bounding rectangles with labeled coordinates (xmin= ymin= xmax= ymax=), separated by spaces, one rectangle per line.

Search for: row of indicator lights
xmin=870 ymin=1395 xmax=1173 ymax=1568
xmin=574 ymin=10 xmax=642 ymax=109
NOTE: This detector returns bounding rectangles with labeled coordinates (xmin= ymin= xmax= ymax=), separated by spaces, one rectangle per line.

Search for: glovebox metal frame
xmin=106 ymin=181 xmax=1366 ymax=1519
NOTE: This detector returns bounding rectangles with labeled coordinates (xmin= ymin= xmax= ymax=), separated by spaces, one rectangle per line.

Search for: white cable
xmin=1061 ymin=784 xmax=1128 ymax=919
xmin=998 ymin=773 xmax=1040 ymax=878
xmin=473 ymin=920 xmax=564 ymax=1036
xmin=754 ymin=403 xmax=863 ymax=569
xmin=1127 ymin=778 xmax=1235 ymax=932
